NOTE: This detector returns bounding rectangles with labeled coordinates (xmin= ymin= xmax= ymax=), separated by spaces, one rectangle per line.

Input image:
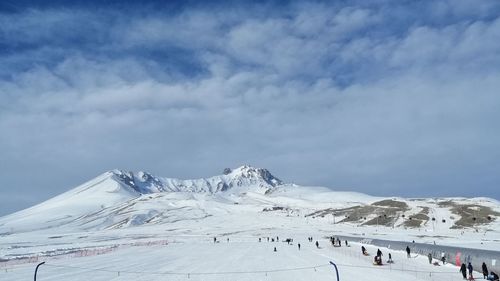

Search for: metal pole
xmin=329 ymin=261 xmax=340 ymax=281
xmin=34 ymin=262 xmax=45 ymax=281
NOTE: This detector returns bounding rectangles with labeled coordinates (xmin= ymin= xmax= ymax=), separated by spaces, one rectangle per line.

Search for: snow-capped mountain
xmin=0 ymin=165 xmax=499 ymax=236
xmin=113 ymin=165 xmax=283 ymax=194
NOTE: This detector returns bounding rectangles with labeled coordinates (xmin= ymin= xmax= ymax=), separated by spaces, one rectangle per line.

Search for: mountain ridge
xmin=1 ymin=165 xmax=499 ymax=235
xmin=110 ymin=165 xmax=284 ymax=195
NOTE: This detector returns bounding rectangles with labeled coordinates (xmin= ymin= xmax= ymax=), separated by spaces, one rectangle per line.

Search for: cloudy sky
xmin=1 ymin=0 xmax=499 ymax=216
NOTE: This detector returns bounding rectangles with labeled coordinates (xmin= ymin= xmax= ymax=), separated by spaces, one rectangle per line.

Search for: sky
xmin=1 ymin=0 xmax=500 ymax=216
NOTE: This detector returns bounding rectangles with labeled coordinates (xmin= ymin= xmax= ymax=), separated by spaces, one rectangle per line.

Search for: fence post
xmin=34 ymin=262 xmax=45 ymax=281
xmin=329 ymin=261 xmax=340 ymax=281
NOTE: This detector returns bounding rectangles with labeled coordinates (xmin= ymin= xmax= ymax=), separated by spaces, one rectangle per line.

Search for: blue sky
xmin=1 ymin=0 xmax=500 ymax=216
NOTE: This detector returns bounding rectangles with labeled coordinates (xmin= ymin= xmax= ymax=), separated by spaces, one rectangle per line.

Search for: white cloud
xmin=1 ymin=1 xmax=500 ymax=215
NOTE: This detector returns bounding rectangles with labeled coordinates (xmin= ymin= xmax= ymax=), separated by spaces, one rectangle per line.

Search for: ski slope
xmin=0 ymin=235 xmax=474 ymax=281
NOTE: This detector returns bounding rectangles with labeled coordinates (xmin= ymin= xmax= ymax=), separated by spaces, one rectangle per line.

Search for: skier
xmin=373 ymin=255 xmax=382 ymax=265
xmin=441 ymin=252 xmax=446 ymax=265
xmin=406 ymin=246 xmax=411 ymax=258
xmin=274 ymin=247 xmax=277 ymax=252
xmin=259 ymin=238 xmax=261 ymax=242
xmin=345 ymin=240 xmax=348 ymax=247
xmin=361 ymin=246 xmax=367 ymax=255
xmin=298 ymin=243 xmax=301 ymax=250
xmin=428 ymin=253 xmax=432 ymax=264
xmin=276 ymin=236 xmax=279 ymax=242
xmin=468 ymin=262 xmax=474 ymax=280
xmin=483 ymin=262 xmax=489 ymax=279
xmin=213 ymin=237 xmax=217 ymax=243
xmin=376 ymin=248 xmax=382 ymax=258
xmin=460 ymin=263 xmax=467 ymax=279
xmin=315 ymin=241 xmax=319 ymax=248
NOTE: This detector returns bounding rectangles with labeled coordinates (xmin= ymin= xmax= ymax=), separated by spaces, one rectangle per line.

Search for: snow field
xmin=0 ymin=236 xmax=470 ymax=281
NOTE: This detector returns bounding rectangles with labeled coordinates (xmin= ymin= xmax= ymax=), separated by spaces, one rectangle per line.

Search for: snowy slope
xmin=1 ymin=166 xmax=500 ymax=281
xmin=0 ymin=165 xmax=499 ymax=260
xmin=1 ymin=165 xmax=499 ymax=236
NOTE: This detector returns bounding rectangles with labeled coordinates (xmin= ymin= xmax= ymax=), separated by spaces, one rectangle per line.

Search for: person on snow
xmin=460 ymin=263 xmax=467 ymax=279
xmin=483 ymin=262 xmax=489 ymax=279
xmin=406 ymin=246 xmax=411 ymax=258
xmin=273 ymin=247 xmax=277 ymax=252
xmin=428 ymin=253 xmax=432 ymax=264
xmin=441 ymin=252 xmax=446 ymax=264
xmin=345 ymin=240 xmax=348 ymax=247
xmin=361 ymin=246 xmax=367 ymax=255
xmin=468 ymin=262 xmax=474 ymax=280
xmin=376 ymin=249 xmax=382 ymax=258
xmin=374 ymin=255 xmax=382 ymax=265
xmin=487 ymin=271 xmax=499 ymax=281
xmin=387 ymin=253 xmax=393 ymax=264
xmin=315 ymin=241 xmax=319 ymax=248
xmin=298 ymin=243 xmax=301 ymax=250
xmin=213 ymin=237 xmax=217 ymax=243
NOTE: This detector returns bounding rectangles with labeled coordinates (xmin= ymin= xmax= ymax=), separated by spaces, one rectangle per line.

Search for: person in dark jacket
xmin=406 ymin=246 xmax=411 ymax=258
xmin=315 ymin=241 xmax=319 ymax=248
xmin=428 ymin=253 xmax=432 ymax=264
xmin=468 ymin=262 xmax=474 ymax=279
xmin=377 ymin=248 xmax=382 ymax=258
xmin=441 ymin=252 xmax=446 ymax=265
xmin=487 ymin=271 xmax=499 ymax=281
xmin=460 ymin=263 xmax=467 ymax=279
xmin=483 ymin=262 xmax=489 ymax=279
xmin=387 ymin=253 xmax=393 ymax=263
xmin=361 ymin=246 xmax=367 ymax=255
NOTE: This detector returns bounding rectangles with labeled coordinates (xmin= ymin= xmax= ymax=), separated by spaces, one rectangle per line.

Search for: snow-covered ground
xmin=0 ymin=166 xmax=499 ymax=280
xmin=0 ymin=235 xmax=476 ymax=281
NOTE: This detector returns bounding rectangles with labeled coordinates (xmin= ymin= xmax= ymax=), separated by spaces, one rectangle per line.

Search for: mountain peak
xmin=223 ymin=165 xmax=282 ymax=187
xmin=109 ymin=165 xmax=283 ymax=195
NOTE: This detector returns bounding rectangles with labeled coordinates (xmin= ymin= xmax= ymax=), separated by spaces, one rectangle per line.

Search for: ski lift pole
xmin=329 ymin=261 xmax=340 ymax=281
xmin=34 ymin=262 xmax=45 ymax=281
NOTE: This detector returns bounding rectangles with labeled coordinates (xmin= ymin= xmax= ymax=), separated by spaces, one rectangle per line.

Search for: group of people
xmin=459 ymin=262 xmax=499 ymax=281
xmin=267 ymin=235 xmax=317 ymax=252
xmin=359 ymin=246 xmax=389 ymax=265
xmin=364 ymin=243 xmax=499 ymax=281
xmin=268 ymin=235 xmax=499 ymax=281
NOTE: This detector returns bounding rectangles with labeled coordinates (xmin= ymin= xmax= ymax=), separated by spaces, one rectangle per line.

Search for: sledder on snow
xmin=361 ymin=246 xmax=368 ymax=256
xmin=373 ymin=255 xmax=382 ymax=265
xmin=373 ymin=248 xmax=383 ymax=265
